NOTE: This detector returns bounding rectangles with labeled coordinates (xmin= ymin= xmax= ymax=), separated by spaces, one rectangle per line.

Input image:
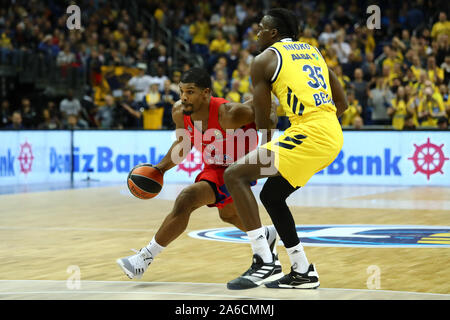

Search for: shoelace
xmin=131 ymin=248 xmax=153 ymax=264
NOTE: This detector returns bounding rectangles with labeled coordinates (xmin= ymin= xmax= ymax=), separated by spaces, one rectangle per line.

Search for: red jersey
xmin=183 ymin=96 xmax=258 ymax=167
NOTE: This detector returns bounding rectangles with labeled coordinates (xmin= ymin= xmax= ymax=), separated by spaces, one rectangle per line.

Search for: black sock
xmin=259 ymin=175 xmax=300 ymax=249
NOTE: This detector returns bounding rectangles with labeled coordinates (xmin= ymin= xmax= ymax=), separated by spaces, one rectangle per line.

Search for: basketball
xmin=127 ymin=164 xmax=164 ymax=200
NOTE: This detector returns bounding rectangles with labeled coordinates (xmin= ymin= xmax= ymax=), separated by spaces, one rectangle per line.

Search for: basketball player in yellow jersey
xmin=224 ymin=8 xmax=348 ymax=290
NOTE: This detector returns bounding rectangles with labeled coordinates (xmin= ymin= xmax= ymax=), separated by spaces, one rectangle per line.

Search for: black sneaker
xmin=227 ymin=254 xmax=283 ymax=290
xmin=265 ymin=264 xmax=320 ymax=289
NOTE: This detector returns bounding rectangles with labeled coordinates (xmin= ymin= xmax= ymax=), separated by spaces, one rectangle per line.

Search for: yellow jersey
xmin=260 ymin=39 xmax=343 ymax=187
xmin=268 ymin=40 xmax=336 ymax=126
xmin=390 ymin=98 xmax=408 ymax=130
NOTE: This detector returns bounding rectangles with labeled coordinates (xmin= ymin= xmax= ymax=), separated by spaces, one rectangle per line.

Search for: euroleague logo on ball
xmin=408 ymin=138 xmax=449 ymax=180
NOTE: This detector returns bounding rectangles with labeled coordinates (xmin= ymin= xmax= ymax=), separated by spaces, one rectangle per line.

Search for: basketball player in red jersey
xmin=117 ymin=68 xmax=282 ymax=282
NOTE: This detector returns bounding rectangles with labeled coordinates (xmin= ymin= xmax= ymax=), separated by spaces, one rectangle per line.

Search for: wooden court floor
xmin=0 ymin=183 xmax=449 ymax=300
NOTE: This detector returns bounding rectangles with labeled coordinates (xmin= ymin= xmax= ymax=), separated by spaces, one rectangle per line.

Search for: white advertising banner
xmin=308 ymin=131 xmax=450 ymax=186
xmin=0 ymin=131 xmax=71 ymax=185
xmin=1 ymin=130 xmax=449 ymax=186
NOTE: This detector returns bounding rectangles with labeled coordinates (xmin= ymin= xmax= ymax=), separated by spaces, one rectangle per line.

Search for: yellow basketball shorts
xmin=260 ymin=113 xmax=343 ymax=187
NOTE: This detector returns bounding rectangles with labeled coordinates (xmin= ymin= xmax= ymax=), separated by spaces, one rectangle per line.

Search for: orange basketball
xmin=127 ymin=164 xmax=164 ymax=199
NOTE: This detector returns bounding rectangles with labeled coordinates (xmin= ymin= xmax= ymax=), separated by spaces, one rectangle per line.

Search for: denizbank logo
xmin=189 ymin=225 xmax=450 ymax=248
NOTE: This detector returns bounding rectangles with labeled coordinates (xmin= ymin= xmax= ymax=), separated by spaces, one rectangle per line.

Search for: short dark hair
xmin=180 ymin=67 xmax=211 ymax=89
xmin=266 ymin=8 xmax=300 ymax=40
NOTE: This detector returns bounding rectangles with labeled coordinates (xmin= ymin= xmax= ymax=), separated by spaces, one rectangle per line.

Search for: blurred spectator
xmin=231 ymin=62 xmax=251 ymax=96
xmin=331 ymin=30 xmax=352 ymax=75
xmin=441 ymin=55 xmax=450 ymax=84
xmin=213 ymin=55 xmax=229 ymax=80
xmin=324 ymin=46 xmax=339 ymax=70
xmin=142 ymin=83 xmax=164 ymax=130
xmin=152 ymin=65 xmax=169 ymax=92
xmin=406 ymin=85 xmax=421 ymax=127
xmin=212 ymin=69 xmax=229 ymax=98
xmin=225 ymin=80 xmax=241 ymax=103
xmin=80 ymin=88 xmax=98 ymax=128
xmin=178 ymin=16 xmax=193 ymax=45
xmin=388 ymin=86 xmax=409 ymax=130
xmin=352 ymin=115 xmax=364 ymax=130
xmin=368 ymin=77 xmax=394 ymax=125
xmin=318 ymin=23 xmax=335 ymax=46
xmin=418 ymin=86 xmax=447 ymax=127
xmin=37 ymin=108 xmax=60 ymax=129
xmin=170 ymin=71 xmax=182 ymax=96
xmin=431 ymin=12 xmax=450 ymax=40
xmin=227 ymin=43 xmax=241 ymax=76
xmin=426 ymin=55 xmax=444 ymax=85
xmin=361 ymin=51 xmax=375 ymax=79
xmin=1 ymin=100 xmax=12 ymax=128
xmin=46 ymin=101 xmax=61 ymax=125
xmin=5 ymin=111 xmax=24 ymax=129
xmin=341 ymin=91 xmax=362 ymax=127
xmin=209 ymin=31 xmax=231 ymax=67
xmin=118 ymin=88 xmax=143 ymax=129
xmin=59 ymin=89 xmax=89 ymax=128
xmin=96 ymin=95 xmax=119 ymax=129
xmin=351 ymin=68 xmax=369 ymax=122
xmin=37 ymin=34 xmax=60 ymax=58
xmin=382 ymin=45 xmax=403 ymax=72
xmin=299 ymin=28 xmax=318 ymax=48
xmin=157 ymin=79 xmax=179 ymax=129
xmin=128 ymin=63 xmax=154 ymax=102
xmin=56 ymin=43 xmax=76 ymax=67
xmin=189 ymin=12 xmax=210 ymax=61
xmin=348 ymin=39 xmax=363 ymax=73
xmin=436 ymin=34 xmax=449 ymax=66
xmin=329 ymin=5 xmax=353 ymax=30
xmin=333 ymin=65 xmax=350 ymax=91
xmin=20 ymin=98 xmax=37 ymax=129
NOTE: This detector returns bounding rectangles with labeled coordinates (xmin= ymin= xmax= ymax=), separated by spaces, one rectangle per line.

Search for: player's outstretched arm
xmin=329 ymin=68 xmax=348 ymax=118
xmin=154 ymin=101 xmax=192 ymax=174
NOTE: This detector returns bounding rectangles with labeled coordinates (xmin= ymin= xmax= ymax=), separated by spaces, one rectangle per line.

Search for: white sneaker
xmin=116 ymin=248 xmax=153 ymax=279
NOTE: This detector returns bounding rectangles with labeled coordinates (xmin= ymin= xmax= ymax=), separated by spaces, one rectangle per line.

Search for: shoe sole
xmin=116 ymin=258 xmax=141 ymax=280
xmin=265 ymin=281 xmax=320 ymax=289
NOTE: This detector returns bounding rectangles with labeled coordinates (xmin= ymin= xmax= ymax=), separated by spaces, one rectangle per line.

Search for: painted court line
xmin=0 ymin=280 xmax=449 ymax=299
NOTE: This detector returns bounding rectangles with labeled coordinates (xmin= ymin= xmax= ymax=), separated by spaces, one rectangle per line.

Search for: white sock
xmin=145 ymin=237 xmax=165 ymax=258
xmin=247 ymin=226 xmax=272 ymax=263
xmin=286 ymin=243 xmax=309 ymax=273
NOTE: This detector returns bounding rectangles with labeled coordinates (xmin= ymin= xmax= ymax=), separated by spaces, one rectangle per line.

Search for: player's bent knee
xmin=223 ymin=165 xmax=237 ymax=185
xmin=173 ymin=189 xmax=201 ymax=215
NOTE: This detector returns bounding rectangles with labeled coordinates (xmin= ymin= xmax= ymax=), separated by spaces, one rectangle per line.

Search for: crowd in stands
xmin=0 ymin=0 xmax=449 ymax=131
